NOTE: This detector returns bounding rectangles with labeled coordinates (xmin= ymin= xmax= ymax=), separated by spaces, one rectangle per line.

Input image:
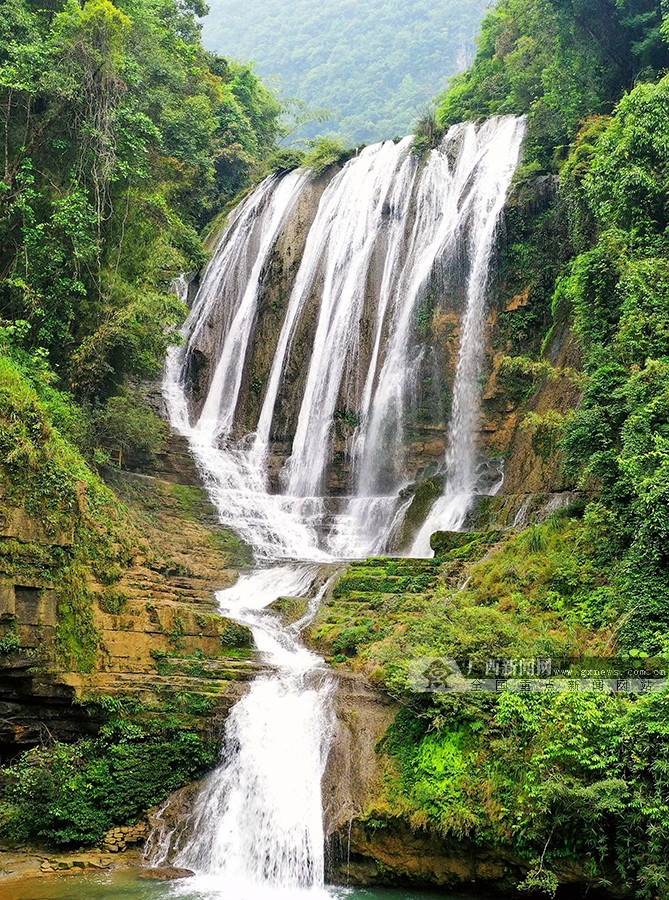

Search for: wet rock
xmin=322 ymin=670 xmax=398 ymax=837
xmin=139 ymin=866 xmax=195 ymax=880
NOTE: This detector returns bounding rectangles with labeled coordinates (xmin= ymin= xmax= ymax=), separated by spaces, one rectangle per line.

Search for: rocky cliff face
xmin=0 ymin=423 xmax=256 ymax=760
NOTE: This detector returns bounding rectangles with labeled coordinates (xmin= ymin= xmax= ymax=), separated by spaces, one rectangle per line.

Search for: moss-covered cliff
xmin=0 ymin=356 xmax=256 ymax=848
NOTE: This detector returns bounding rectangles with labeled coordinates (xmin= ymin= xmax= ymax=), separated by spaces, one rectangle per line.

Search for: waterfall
xmin=164 ymin=115 xmax=525 ymax=561
xmin=410 ymin=115 xmax=526 ymax=555
xmin=192 ymin=170 xmax=310 ymax=444
xmin=165 ymin=169 xmax=330 ymax=562
xmin=282 ymin=138 xmax=415 ymax=499
xmin=155 ymin=114 xmax=525 ymax=896
xmin=172 ymin=568 xmax=334 ymax=893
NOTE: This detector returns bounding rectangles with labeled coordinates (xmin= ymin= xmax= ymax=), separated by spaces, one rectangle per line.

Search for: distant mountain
xmin=201 ymin=0 xmax=488 ymax=144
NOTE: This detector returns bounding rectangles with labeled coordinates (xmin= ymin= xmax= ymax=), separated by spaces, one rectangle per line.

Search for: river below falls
xmin=1 ymin=871 xmax=481 ymax=900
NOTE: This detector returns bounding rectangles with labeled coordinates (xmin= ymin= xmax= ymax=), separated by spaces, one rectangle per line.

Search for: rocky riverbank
xmin=0 ymin=846 xmax=143 ymax=883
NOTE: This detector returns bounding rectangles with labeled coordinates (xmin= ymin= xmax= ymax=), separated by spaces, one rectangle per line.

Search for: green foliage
xmin=0 ymin=353 xmax=85 ymax=527
xmin=302 ymin=138 xmax=351 ymax=175
xmin=0 ymin=0 xmax=282 ymax=402
xmin=556 ymin=74 xmax=669 ymax=651
xmin=333 ymin=407 xmax=360 ymax=428
xmin=495 ymin=173 xmax=571 ymax=356
xmin=91 ymin=389 xmax=168 ymax=464
xmin=202 ymin=0 xmax=488 ymax=145
xmin=308 ymin=511 xmax=619 ymax=697
xmin=334 ymin=571 xmax=434 ymax=597
xmin=219 ymin=620 xmax=253 ymax=648
xmin=523 ymin=410 xmax=572 ymax=460
xmin=97 ymin=587 xmax=128 ymax=615
xmin=0 ymin=622 xmax=21 ymax=655
xmin=331 ymin=624 xmax=376 ymax=656
xmin=497 ymin=355 xmax=554 ymax=400
xmin=436 ymin=0 xmax=669 ymax=171
xmin=0 ymin=722 xmax=216 ymax=847
xmin=0 ymin=352 xmax=145 ymax=670
xmin=55 ymin=563 xmax=100 ymax=671
xmin=377 ymin=691 xmax=669 ymax=900
xmin=443 ymin=7 xmax=669 ymax=661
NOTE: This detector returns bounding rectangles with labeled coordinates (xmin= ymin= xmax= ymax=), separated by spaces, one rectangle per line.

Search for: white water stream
xmin=152 ymin=567 xmax=335 ymax=900
xmin=154 ymin=116 xmax=525 ymax=897
xmin=409 ymin=115 xmax=526 ymax=554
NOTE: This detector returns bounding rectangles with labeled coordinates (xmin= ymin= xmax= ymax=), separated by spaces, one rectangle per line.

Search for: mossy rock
xmin=396 ymin=477 xmax=445 ymax=550
xmin=268 ymin=595 xmax=309 ymax=625
xmin=219 ymin=619 xmax=253 ymax=649
xmin=430 ymin=530 xmax=502 ymax=559
xmin=430 ymin=531 xmax=482 ymax=556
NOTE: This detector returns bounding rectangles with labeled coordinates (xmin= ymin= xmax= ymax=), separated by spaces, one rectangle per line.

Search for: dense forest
xmin=0 ymin=0 xmax=281 ymax=417
xmin=436 ymin=0 xmax=669 ymax=169
xmin=201 ymin=0 xmax=488 ymax=144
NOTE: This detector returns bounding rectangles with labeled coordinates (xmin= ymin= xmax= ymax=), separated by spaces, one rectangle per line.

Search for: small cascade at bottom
xmin=146 ymin=566 xmax=336 ymax=898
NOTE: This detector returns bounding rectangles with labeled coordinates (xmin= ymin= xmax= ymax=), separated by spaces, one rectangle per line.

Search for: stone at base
xmin=139 ymin=867 xmax=195 ymax=881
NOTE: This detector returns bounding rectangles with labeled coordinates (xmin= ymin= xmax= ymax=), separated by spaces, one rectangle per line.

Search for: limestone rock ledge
xmin=0 ymin=427 xmax=257 ymax=758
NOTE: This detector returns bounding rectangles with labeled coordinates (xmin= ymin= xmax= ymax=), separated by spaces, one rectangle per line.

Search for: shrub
xmin=91 ymin=390 xmax=168 ymax=465
xmin=0 ymin=725 xmax=216 ymax=847
xmin=303 ymin=138 xmax=352 ymax=175
xmin=97 ymin=588 xmax=128 ymax=615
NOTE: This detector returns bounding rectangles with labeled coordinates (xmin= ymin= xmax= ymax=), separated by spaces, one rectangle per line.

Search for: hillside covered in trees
xmin=0 ymin=0 xmax=282 ymax=415
xmin=201 ymin=0 xmax=488 ymax=144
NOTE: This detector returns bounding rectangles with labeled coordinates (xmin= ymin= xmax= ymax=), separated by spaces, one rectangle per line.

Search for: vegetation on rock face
xmin=0 ymin=0 xmax=281 ymax=404
xmin=307 ymin=508 xmax=616 ymax=698
xmin=0 ymin=353 xmax=253 ymax=844
xmin=435 ymin=0 xmax=669 ymax=659
xmin=201 ymin=0 xmax=488 ymax=144
xmin=0 ymin=352 xmax=137 ymax=670
xmin=0 ymin=718 xmax=215 ymax=847
xmin=0 ymin=4 xmax=264 ymax=813
xmin=556 ymin=75 xmax=669 ymax=654
xmin=0 ymin=0 xmax=275 ymax=704
xmin=378 ymin=692 xmax=669 ymax=898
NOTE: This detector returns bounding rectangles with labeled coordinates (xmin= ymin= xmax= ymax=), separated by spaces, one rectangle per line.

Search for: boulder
xmin=139 ymin=866 xmax=195 ymax=881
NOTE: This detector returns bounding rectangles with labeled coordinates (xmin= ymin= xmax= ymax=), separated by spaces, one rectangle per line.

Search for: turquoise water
xmin=1 ymin=871 xmax=457 ymax=900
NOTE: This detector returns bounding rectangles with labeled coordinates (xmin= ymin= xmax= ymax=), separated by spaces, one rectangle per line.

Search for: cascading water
xmin=155 ymin=114 xmax=525 ymax=897
xmin=165 ymin=115 xmax=525 ymax=560
xmin=152 ymin=566 xmax=336 ymax=898
xmin=409 ymin=115 xmax=526 ymax=555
